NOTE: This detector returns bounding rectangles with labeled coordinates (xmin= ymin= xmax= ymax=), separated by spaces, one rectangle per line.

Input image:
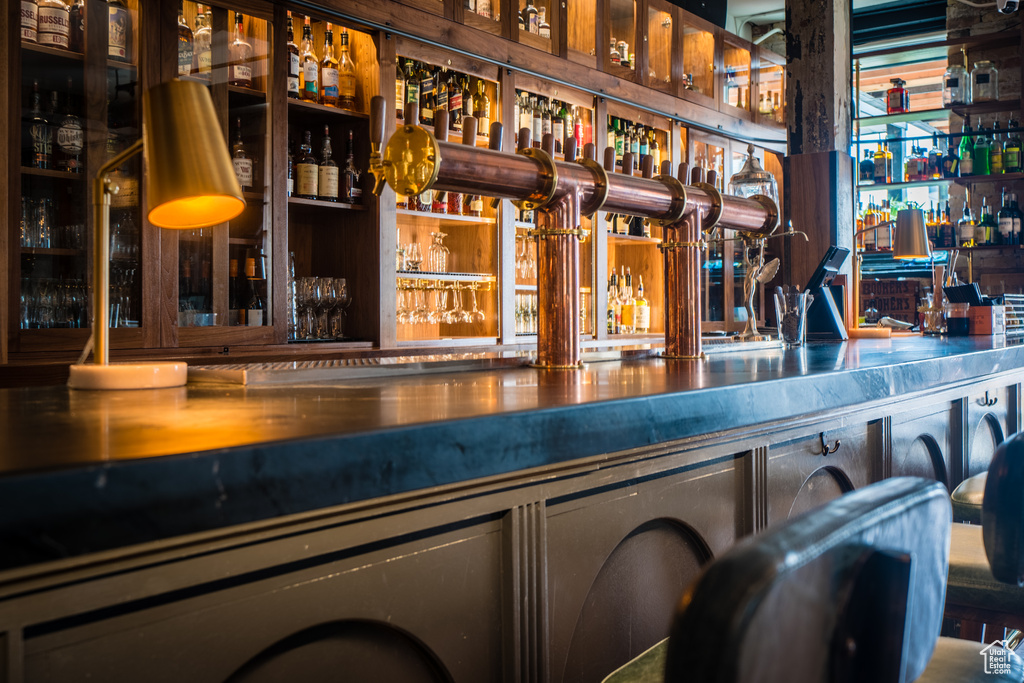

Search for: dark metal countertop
xmin=1 ymin=336 xmax=1021 ymax=572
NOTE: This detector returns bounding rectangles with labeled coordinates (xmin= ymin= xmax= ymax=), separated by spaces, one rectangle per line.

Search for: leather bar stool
xmin=601 ymin=476 xmax=1024 ymax=683
xmin=945 ymin=432 xmax=1024 ymax=631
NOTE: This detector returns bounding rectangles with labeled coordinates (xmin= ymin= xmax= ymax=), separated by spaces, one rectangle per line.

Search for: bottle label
xmin=1000 ymin=216 xmax=1013 ymax=237
xmin=296 ymin=163 xmax=318 ymax=196
xmin=287 ymin=176 xmax=294 ymax=195
xmin=553 ymin=122 xmax=564 ymax=147
xmin=533 ymin=118 xmax=543 ymax=141
xmin=542 ymin=118 xmax=551 ymax=136
xmin=945 ymin=78 xmax=959 ymax=89
xmin=395 ymin=79 xmax=404 ymax=110
xmin=436 ymin=87 xmax=448 ymax=112
xmin=198 ymin=49 xmax=212 ymax=74
xmin=231 ymin=64 xmax=252 ymax=84
xmin=110 ymin=175 xmax=139 ymax=207
xmin=303 ymin=62 xmax=319 ymax=92
xmin=961 ymin=156 xmax=973 ymax=174
xmin=420 ymin=77 xmax=434 ymax=98
xmin=635 ymin=304 xmax=650 ymax=332
xmin=621 ymin=303 xmax=635 ymax=329
xmin=1006 ymin=148 xmax=1020 ymax=169
xmin=57 ymin=120 xmax=83 ymax=155
xmin=233 ymin=158 xmax=253 ymax=188
xmin=323 ymin=67 xmax=339 ymax=98
xmin=30 ymin=122 xmax=51 ymax=166
xmin=38 ymin=7 xmax=70 ymax=48
xmin=958 ymin=223 xmax=974 ymax=241
xmin=540 ymin=26 xmax=550 ymax=39
xmin=289 ymin=54 xmax=299 ymax=78
xmin=21 ymin=1 xmax=37 ymax=41
xmin=338 ymin=74 xmax=355 ymax=101
xmin=178 ymin=43 xmax=193 ymax=76
xmin=873 ymin=160 xmax=886 ymax=182
xmin=886 ymin=90 xmax=903 ymax=112
xmin=319 ymin=166 xmax=339 ymax=199
xmin=450 ymin=92 xmax=462 ymax=114
xmin=406 ymin=81 xmax=419 ymax=103
xmin=246 ymin=308 xmax=263 ymax=326
xmin=975 ymin=73 xmax=990 ymax=85
xmin=477 ymin=0 xmax=492 ymax=18
xmin=108 ymin=7 xmax=129 ymax=59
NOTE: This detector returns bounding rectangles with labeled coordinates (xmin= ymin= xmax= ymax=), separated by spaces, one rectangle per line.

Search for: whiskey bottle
xmin=341 ymin=129 xmax=362 ymax=204
xmin=634 ymin=276 xmax=650 ymax=334
xmin=538 ymin=8 xmax=550 ymax=39
xmin=436 ymin=68 xmax=449 ymax=124
xmin=418 ymin=62 xmax=434 ymax=126
xmin=107 ymin=0 xmax=131 ymax=62
xmin=299 ymin=16 xmax=319 ymax=103
xmin=337 ymin=27 xmax=358 ymax=110
xmin=231 ymin=117 xmax=253 ymax=190
xmin=318 ymin=125 xmax=339 ymax=202
xmin=177 ymin=0 xmax=193 ymax=76
xmin=461 ymin=75 xmax=472 ymax=123
xmin=22 ymin=0 xmax=38 ymax=42
xmin=620 ymin=267 xmax=635 ymax=334
xmin=228 ymin=258 xmax=242 ymax=325
xmin=997 ymin=189 xmax=1013 ymax=245
xmin=229 ymin=13 xmax=253 ymax=88
xmin=68 ymin=0 xmax=84 ymax=52
xmin=553 ymin=101 xmax=565 ymax=153
xmin=320 ymin=24 xmax=339 ymax=107
xmin=523 ymin=0 xmax=539 ymax=33
xmin=404 ymin=59 xmax=419 ymax=111
xmin=473 ymin=79 xmax=490 ymax=131
xmin=56 ymin=78 xmax=83 ymax=173
xmin=194 ymin=5 xmax=212 ymax=80
xmin=27 ymin=80 xmax=51 ymax=169
xmin=395 ymin=57 xmax=405 ymax=120
xmin=1006 ymin=120 xmax=1022 ymax=173
xmin=244 ymin=256 xmax=265 ymax=326
xmin=286 ymin=12 xmax=300 ymax=99
xmin=296 ymin=130 xmax=318 ymax=199
xmin=448 ymin=70 xmax=463 ymax=131
xmin=38 ymin=0 xmax=70 ymax=50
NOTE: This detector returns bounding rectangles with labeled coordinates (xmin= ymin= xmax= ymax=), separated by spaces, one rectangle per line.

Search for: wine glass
xmin=331 ymin=278 xmax=351 ymax=339
xmin=405 ymin=242 xmax=422 ymax=272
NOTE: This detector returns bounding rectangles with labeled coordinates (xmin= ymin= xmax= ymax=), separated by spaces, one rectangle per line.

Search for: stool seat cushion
xmin=952 ymin=472 xmax=987 ymax=524
xmin=947 ymin=523 xmax=1024 ymax=627
xmin=916 ymin=636 xmax=1024 ymax=682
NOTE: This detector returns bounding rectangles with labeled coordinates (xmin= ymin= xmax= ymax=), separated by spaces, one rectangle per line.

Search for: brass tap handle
xmin=583 ymin=142 xmax=597 ymax=161
xmin=564 ymin=137 xmax=578 ymax=162
xmin=489 ymin=122 xmax=503 ymax=150
xmin=434 ymin=110 xmax=449 ymax=140
xmin=404 ymin=101 xmax=420 ymax=126
xmin=518 ymin=127 xmax=532 ymax=151
xmin=690 ymin=166 xmax=704 ymax=185
xmin=660 ymin=159 xmax=673 ymax=176
xmin=706 ymin=169 xmax=718 ymax=188
xmin=462 ymin=116 xmax=478 ymax=143
xmin=603 ymin=146 xmax=616 ymax=171
xmin=641 ymin=155 xmax=655 ymax=179
xmin=542 ymin=133 xmax=555 ymax=156
xmin=369 ymin=95 xmax=387 ymax=196
xmin=677 ymin=162 xmax=689 ymax=182
xmin=621 ymin=152 xmax=634 ymax=175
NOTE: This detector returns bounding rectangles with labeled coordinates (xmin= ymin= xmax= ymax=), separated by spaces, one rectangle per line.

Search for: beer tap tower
xmin=369 ymin=96 xmax=779 ymax=368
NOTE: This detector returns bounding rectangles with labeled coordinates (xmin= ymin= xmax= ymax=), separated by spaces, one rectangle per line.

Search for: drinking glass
xmin=34 ymin=198 xmax=53 ymax=249
xmin=330 ymin=278 xmax=350 ymax=339
xmin=406 ymin=243 xmax=423 ymax=271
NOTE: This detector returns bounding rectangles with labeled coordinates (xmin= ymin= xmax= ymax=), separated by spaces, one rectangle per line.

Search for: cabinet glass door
xmin=607 ymin=0 xmax=637 ymax=81
xmin=757 ymin=50 xmax=785 ymax=126
xmin=646 ymin=0 xmax=675 ymax=94
xmin=722 ymin=39 xmax=751 ymax=115
xmin=681 ymin=18 xmax=714 ymax=101
xmin=464 ymin=0 xmax=502 ymax=35
xmin=566 ymin=0 xmax=596 ymax=68
xmin=518 ymin=0 xmax=556 ymax=55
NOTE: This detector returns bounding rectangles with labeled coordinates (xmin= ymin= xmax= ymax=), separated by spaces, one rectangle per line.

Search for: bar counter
xmin=1 ymin=336 xmax=1022 ymax=573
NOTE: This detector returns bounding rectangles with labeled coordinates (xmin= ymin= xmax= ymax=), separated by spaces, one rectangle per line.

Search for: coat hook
xmin=977 ymin=391 xmax=998 ymax=407
xmin=819 ymin=433 xmax=841 ymax=457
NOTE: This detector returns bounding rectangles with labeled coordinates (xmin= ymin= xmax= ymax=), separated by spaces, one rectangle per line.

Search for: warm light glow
xmin=148 ymin=195 xmax=246 ymax=229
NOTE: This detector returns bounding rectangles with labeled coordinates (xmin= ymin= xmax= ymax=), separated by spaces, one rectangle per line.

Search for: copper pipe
xmin=534 ymin=189 xmax=582 ymax=369
xmin=663 ymin=212 xmax=703 ymax=359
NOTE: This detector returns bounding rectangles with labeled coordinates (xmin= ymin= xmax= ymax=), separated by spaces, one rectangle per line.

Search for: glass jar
xmin=972 ymin=61 xmax=998 ymax=102
xmin=942 ymin=64 xmax=970 ymax=106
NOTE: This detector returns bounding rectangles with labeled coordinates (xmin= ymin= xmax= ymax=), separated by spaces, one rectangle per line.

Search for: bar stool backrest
xmin=665 ymin=477 xmax=951 ymax=683
xmin=983 ymin=431 xmax=1024 ymax=585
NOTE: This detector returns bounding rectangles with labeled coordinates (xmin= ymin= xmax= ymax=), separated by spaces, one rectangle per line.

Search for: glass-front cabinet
xmin=566 ymin=0 xmax=597 ymax=68
xmin=756 ymin=48 xmax=785 ymax=127
xmin=606 ymin=0 xmax=638 ymax=81
xmin=518 ymin=0 xmax=556 ymax=55
xmin=681 ymin=15 xmax=715 ymax=103
xmin=646 ymin=0 xmax=676 ymax=95
xmin=721 ymin=37 xmax=751 ymax=116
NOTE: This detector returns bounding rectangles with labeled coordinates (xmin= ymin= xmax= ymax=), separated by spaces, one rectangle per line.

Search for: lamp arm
xmin=87 ymin=138 xmax=144 ymax=367
xmin=853 ymin=220 xmax=895 ymax=238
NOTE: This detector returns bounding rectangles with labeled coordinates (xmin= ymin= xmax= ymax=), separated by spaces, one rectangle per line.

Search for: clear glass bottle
xmin=336 ymin=28 xmax=356 ymax=109
xmin=177 ymin=1 xmax=193 ymax=76
xmin=538 ymin=7 xmax=550 ymax=39
xmin=957 ymin=200 xmax=975 ymax=247
xmin=942 ymin=64 xmax=970 ymax=106
xmin=320 ymin=24 xmax=339 ymax=107
xmin=232 ymin=117 xmax=253 ymax=190
xmin=229 ymin=13 xmax=253 ymax=88
xmin=972 ymin=61 xmax=998 ymax=102
xmin=318 ymin=125 xmax=339 ymax=202
xmin=342 ymin=129 xmax=362 ymax=204
xmin=299 ymin=16 xmax=319 ymax=103
xmin=296 ymin=130 xmax=318 ymax=199
xmin=194 ymin=5 xmax=212 ymax=80
xmin=473 ymin=79 xmax=490 ymax=130
xmin=56 ymin=77 xmax=83 ymax=173
xmin=427 ymin=232 xmax=449 ymax=273
xmin=286 ymin=12 xmax=300 ymax=100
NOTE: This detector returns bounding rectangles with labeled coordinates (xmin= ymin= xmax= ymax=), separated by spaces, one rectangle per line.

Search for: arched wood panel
xmin=787 ymin=465 xmax=854 ymax=519
xmin=891 ymin=406 xmax=952 ymax=489
xmin=893 ymin=434 xmax=947 ymax=488
xmin=968 ymin=413 xmax=1005 ymax=479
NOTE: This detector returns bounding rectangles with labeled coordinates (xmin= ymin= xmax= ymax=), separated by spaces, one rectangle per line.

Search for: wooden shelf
xmin=954 ymin=172 xmax=1024 ymax=186
xmin=22 ymin=42 xmax=84 ymax=62
xmin=515 ymin=284 xmax=592 ymax=292
xmin=106 ymin=59 xmax=136 ymax=71
xmin=20 ymin=248 xmax=83 ymax=257
xmin=609 ymin=233 xmax=661 ymax=245
xmin=291 ymin=99 xmax=367 ymax=118
xmin=288 ymin=196 xmax=366 ymax=210
xmin=396 ymin=271 xmax=496 ymax=283
xmin=396 ymin=209 xmax=496 ymax=224
xmin=514 ymin=221 xmax=536 ymax=229
xmin=242 ymin=191 xmax=266 ymax=201
xmin=21 ymin=167 xmax=83 ymax=181
xmin=950 ymin=99 xmax=1022 ymax=118
xmin=228 ymin=84 xmax=267 ymax=105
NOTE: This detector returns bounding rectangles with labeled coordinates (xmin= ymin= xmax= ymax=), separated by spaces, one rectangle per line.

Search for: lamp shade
xmin=142 ymin=79 xmax=245 ymax=229
xmin=893 ymin=208 xmax=932 ymax=259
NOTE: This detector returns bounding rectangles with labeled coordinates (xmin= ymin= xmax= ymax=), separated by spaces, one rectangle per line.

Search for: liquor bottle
xmin=296 ymin=130 xmax=318 ymax=199
xmin=886 ymin=78 xmax=909 ymax=115
xmin=650 ymin=131 xmax=660 ymax=171
xmin=194 ymin=5 xmax=212 ymax=80
xmin=959 ymin=116 xmax=975 ymax=176
xmin=473 ymin=79 xmax=490 ymax=130
xmin=436 ymin=68 xmax=449 ymax=123
xmin=638 ymin=126 xmax=649 ymax=158
xmin=942 ymin=135 xmax=960 ymax=178
xmin=997 ymin=189 xmax=1013 ymax=246
xmin=1006 ymin=120 xmax=1022 ymax=173
xmin=287 ymin=12 xmax=300 ymax=99
xmin=299 ymin=16 xmax=319 ymax=103
xmin=957 ymin=200 xmax=975 ymax=247
xmin=610 ymin=272 xmax=622 ymax=334
xmin=342 ymin=129 xmax=362 ymax=204
xmin=229 ymin=13 xmax=253 ymax=88
xmin=68 ymin=0 xmax=84 ymax=52
xmin=553 ymin=102 xmax=566 ymax=154
xmin=634 ymin=276 xmax=650 ymax=334
xmin=974 ymin=124 xmax=991 ymax=176
xmin=991 ymin=121 xmax=1004 ymax=175
xmin=977 ymin=196 xmax=997 ymax=245
xmin=532 ymin=97 xmax=542 ymax=146
xmin=394 ymin=57 xmax=406 ymax=120
xmin=1011 ymin=192 xmax=1023 ymax=246
xmin=466 ymin=191 xmax=484 ymax=217
xmin=614 ymin=119 xmax=625 ymax=166
xmin=27 ymin=80 xmax=51 ymax=169
xmin=38 ymin=0 xmax=70 ymax=50
xmin=610 ymin=38 xmax=620 ymax=66
xmin=107 ymin=0 xmax=131 ymax=62
xmin=337 ymin=27 xmax=357 ymax=110
xmin=859 ymin=149 xmax=874 ymax=184
xmin=448 ymin=71 xmax=463 ymax=131
xmin=56 ymin=78 xmax=83 ymax=173
xmin=541 ymin=99 xmax=552 ymax=139
xmin=927 ymin=134 xmax=943 ymax=179
xmin=539 ymin=8 xmax=551 ymax=39
xmin=229 ymin=258 xmax=241 ymax=325
xmin=320 ymin=24 xmax=339 ymax=107
xmin=524 ymin=0 xmax=539 ymax=33
xmin=477 ymin=0 xmax=492 ymax=19
xmin=231 ymin=117 xmax=253 ymax=190
xmin=940 ymin=200 xmax=954 ymax=249
xmin=418 ymin=62 xmax=434 ymax=126
xmin=314 ymin=125 xmax=338 ymax=201
xmin=872 ymin=143 xmax=888 ymax=184
xmin=243 ymin=256 xmax=265 ymax=326
xmin=404 ymin=59 xmax=419 ymax=110
xmin=177 ymin=1 xmax=194 ymax=76
xmin=286 ymin=137 xmax=295 ymax=197
xmin=620 ymin=267 xmax=634 ymax=334
xmin=22 ymin=0 xmax=38 ymax=42
xmin=884 ymin=142 xmax=894 ymax=183
xmin=460 ymin=75 xmax=472 ymax=124
xmin=606 ymin=116 xmax=616 ymax=157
